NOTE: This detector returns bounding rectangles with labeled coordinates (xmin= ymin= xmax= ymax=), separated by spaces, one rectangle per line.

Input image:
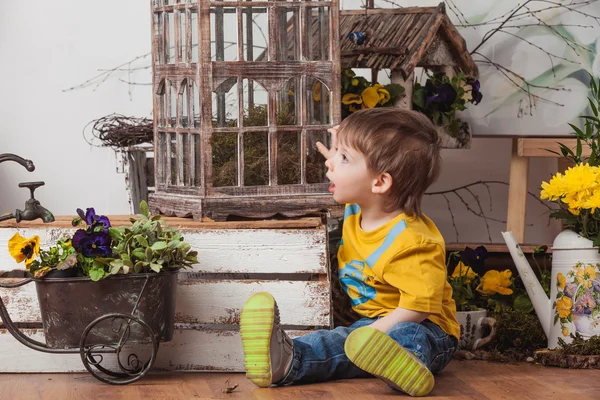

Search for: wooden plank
xmin=0 ymin=216 xmax=323 ymax=229
xmin=517 ymin=138 xmax=590 ymax=158
xmin=506 ymin=138 xmax=529 ymax=243
xmin=0 ymin=227 xmax=328 ymax=274
xmin=0 ymin=328 xmax=313 ymax=373
xmin=0 ymin=279 xmax=331 ymax=327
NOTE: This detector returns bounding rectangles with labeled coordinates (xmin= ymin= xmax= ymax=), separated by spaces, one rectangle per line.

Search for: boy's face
xmin=325 ymin=142 xmax=376 ymax=206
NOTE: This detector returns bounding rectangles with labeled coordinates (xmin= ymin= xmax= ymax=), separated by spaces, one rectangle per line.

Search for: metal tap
xmin=1 ymin=154 xmax=55 ymax=223
xmin=0 ymin=153 xmax=35 ymax=172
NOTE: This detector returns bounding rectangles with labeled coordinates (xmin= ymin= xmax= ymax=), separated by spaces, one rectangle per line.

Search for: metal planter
xmin=34 ymin=270 xmax=178 ymax=349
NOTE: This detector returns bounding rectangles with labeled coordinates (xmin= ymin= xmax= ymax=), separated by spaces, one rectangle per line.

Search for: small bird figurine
xmin=348 ymin=31 xmax=366 ymax=45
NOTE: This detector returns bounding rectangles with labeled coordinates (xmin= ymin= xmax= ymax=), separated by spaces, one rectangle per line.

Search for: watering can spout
xmin=501 ymin=231 xmax=552 ymax=339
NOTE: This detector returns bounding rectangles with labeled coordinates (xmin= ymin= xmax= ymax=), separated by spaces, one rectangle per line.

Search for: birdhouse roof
xmin=340 ymin=3 xmax=478 ymax=79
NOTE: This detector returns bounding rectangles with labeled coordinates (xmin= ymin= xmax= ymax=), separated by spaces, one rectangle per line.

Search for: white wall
xmin=0 ymin=1 xmax=153 ymax=217
xmin=0 ymin=1 xmax=559 ymax=245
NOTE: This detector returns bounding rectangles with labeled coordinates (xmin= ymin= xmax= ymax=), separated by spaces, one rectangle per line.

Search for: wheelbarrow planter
xmin=0 ymin=270 xmax=179 ymax=385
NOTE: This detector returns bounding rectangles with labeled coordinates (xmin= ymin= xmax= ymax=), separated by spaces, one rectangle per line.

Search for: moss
xmin=557 ymin=333 xmax=600 ymax=356
xmin=487 ymin=309 xmax=547 ymax=361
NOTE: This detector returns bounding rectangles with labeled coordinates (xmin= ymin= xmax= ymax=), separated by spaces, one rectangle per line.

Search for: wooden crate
xmin=0 ymin=217 xmax=331 ymax=372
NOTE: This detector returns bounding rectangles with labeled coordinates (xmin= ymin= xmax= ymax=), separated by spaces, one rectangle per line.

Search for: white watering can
xmin=502 ymin=230 xmax=600 ymax=349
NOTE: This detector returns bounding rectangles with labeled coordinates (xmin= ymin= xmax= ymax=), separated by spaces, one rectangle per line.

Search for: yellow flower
xmin=476 ymin=269 xmax=513 ymax=296
xmin=351 ymin=78 xmax=359 ymax=86
xmin=450 ymin=261 xmax=478 ymax=283
xmin=562 ymin=327 xmax=569 ymax=337
xmin=361 ymin=86 xmax=380 ymax=108
xmin=342 ymin=93 xmax=362 ymax=105
xmin=557 ymin=273 xmax=566 ymax=290
xmin=556 ymin=296 xmax=572 ymax=318
xmin=540 ymin=172 xmax=565 ymax=201
xmin=8 ymin=233 xmax=40 ymax=268
xmin=584 ymin=190 xmax=600 ymax=213
xmin=373 ymin=84 xmax=390 ymax=105
xmin=575 ymin=265 xmax=596 ymax=288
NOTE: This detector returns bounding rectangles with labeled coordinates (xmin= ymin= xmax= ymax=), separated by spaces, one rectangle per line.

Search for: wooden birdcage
xmin=149 ymin=0 xmax=341 ymax=221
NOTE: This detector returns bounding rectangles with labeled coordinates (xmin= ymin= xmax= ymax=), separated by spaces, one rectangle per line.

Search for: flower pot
xmin=435 ymin=121 xmax=471 ymax=149
xmin=456 ymin=310 xmax=496 ymax=351
xmin=34 ymin=270 xmax=178 ymax=349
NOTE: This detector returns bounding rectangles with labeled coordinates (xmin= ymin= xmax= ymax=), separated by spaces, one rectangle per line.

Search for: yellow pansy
xmin=8 ymin=233 xmax=40 ymax=268
xmin=575 ymin=265 xmax=596 ymax=288
xmin=342 ymin=93 xmax=362 ymax=106
xmin=450 ymin=261 xmax=478 ymax=283
xmin=557 ymin=273 xmax=566 ymax=290
xmin=562 ymin=327 xmax=569 ymax=337
xmin=476 ymin=269 xmax=513 ymax=296
xmin=556 ymin=296 xmax=572 ymax=318
xmin=373 ymin=84 xmax=391 ymax=105
xmin=361 ymin=86 xmax=380 ymax=108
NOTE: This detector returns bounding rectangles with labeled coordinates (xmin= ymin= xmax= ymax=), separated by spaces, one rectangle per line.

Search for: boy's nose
xmin=325 ymin=158 xmax=334 ymax=171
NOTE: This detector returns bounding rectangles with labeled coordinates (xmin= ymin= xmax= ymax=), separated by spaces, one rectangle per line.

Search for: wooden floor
xmin=0 ymin=360 xmax=597 ymax=400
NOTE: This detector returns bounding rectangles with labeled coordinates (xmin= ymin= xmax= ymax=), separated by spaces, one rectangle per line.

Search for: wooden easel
xmin=506 ymin=137 xmax=589 ymax=243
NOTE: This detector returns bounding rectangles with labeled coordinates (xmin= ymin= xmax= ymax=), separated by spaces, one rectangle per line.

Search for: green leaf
xmin=134 ymin=235 xmax=149 ymax=247
xmin=589 ymin=98 xmax=598 ymax=117
xmin=150 ymin=263 xmax=162 ymax=273
xmin=121 ymin=253 xmax=130 ymax=262
xmin=151 ymin=241 xmax=167 ymax=251
xmin=145 ymin=247 xmax=153 ymax=261
xmin=132 ymin=248 xmax=146 ymax=260
xmin=568 ymin=123 xmax=585 ymax=139
xmin=513 ymin=293 xmax=534 ymax=314
xmin=140 ymin=200 xmax=150 ymax=218
xmin=134 ymin=261 xmax=144 ymax=273
xmin=89 ymin=266 xmax=105 ymax=282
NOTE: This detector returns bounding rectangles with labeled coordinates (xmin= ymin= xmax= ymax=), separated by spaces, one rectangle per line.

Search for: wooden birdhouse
xmin=340 ymin=3 xmax=479 ymax=148
xmin=149 ymin=0 xmax=341 ymax=221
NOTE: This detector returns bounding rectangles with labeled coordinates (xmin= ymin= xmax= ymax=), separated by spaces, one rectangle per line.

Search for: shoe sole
xmin=345 ymin=327 xmax=435 ymax=397
xmin=240 ymin=292 xmax=275 ymax=388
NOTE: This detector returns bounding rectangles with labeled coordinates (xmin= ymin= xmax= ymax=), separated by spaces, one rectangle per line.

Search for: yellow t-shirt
xmin=338 ymin=204 xmax=460 ymax=339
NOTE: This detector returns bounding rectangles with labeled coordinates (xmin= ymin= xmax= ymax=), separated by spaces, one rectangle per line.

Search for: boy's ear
xmin=371 ymin=172 xmax=393 ymax=195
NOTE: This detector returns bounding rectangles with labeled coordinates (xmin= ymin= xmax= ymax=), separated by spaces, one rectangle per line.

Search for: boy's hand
xmin=316 ymin=125 xmax=339 ymax=160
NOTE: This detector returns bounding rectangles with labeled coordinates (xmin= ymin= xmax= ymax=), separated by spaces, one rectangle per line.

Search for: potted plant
xmin=412 ymin=71 xmax=482 ymax=148
xmin=447 ymin=246 xmax=514 ymax=350
xmin=7 ymin=201 xmax=198 ymax=348
xmin=340 ymin=68 xmax=405 ymax=119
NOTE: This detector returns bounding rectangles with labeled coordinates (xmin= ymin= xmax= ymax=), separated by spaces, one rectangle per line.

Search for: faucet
xmin=1 ymin=154 xmax=55 ymax=223
xmin=0 ymin=153 xmax=35 ymax=172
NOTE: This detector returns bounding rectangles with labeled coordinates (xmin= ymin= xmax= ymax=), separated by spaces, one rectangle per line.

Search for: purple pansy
xmin=72 ymin=229 xmax=112 ymax=258
xmin=76 ymin=207 xmax=111 ymax=231
xmin=460 ymin=246 xmax=488 ymax=275
xmin=467 ymin=79 xmax=483 ymax=105
xmin=425 ymin=82 xmax=457 ymax=112
xmin=564 ymin=283 xmax=578 ymax=298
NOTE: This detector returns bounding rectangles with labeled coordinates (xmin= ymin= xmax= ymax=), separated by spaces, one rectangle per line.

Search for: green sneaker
xmin=240 ymin=292 xmax=293 ymax=387
xmin=345 ymin=327 xmax=434 ymax=397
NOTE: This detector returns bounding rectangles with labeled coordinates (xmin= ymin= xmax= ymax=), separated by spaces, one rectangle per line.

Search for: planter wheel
xmin=79 ymin=313 xmax=159 ymax=385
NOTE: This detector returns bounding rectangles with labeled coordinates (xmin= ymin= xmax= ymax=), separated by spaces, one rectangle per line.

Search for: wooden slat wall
xmin=0 ymin=220 xmax=331 ymax=372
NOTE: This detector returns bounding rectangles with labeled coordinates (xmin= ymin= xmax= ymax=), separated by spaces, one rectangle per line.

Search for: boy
xmin=240 ymin=108 xmax=459 ymax=397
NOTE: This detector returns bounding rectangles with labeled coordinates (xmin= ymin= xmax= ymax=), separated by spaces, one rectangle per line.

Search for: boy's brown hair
xmin=337 ymin=108 xmax=441 ymax=217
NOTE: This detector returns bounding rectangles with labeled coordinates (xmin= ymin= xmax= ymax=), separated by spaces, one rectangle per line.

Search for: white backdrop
xmin=0 ymin=1 xmax=567 ymax=244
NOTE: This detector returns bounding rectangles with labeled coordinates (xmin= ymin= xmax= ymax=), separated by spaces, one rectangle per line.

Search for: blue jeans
xmin=278 ymin=318 xmax=457 ymax=386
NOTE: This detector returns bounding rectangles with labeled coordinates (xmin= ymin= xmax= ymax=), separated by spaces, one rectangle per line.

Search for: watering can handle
xmin=0 ymin=278 xmax=33 ymax=288
xmin=473 ymin=317 xmax=497 ymax=350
